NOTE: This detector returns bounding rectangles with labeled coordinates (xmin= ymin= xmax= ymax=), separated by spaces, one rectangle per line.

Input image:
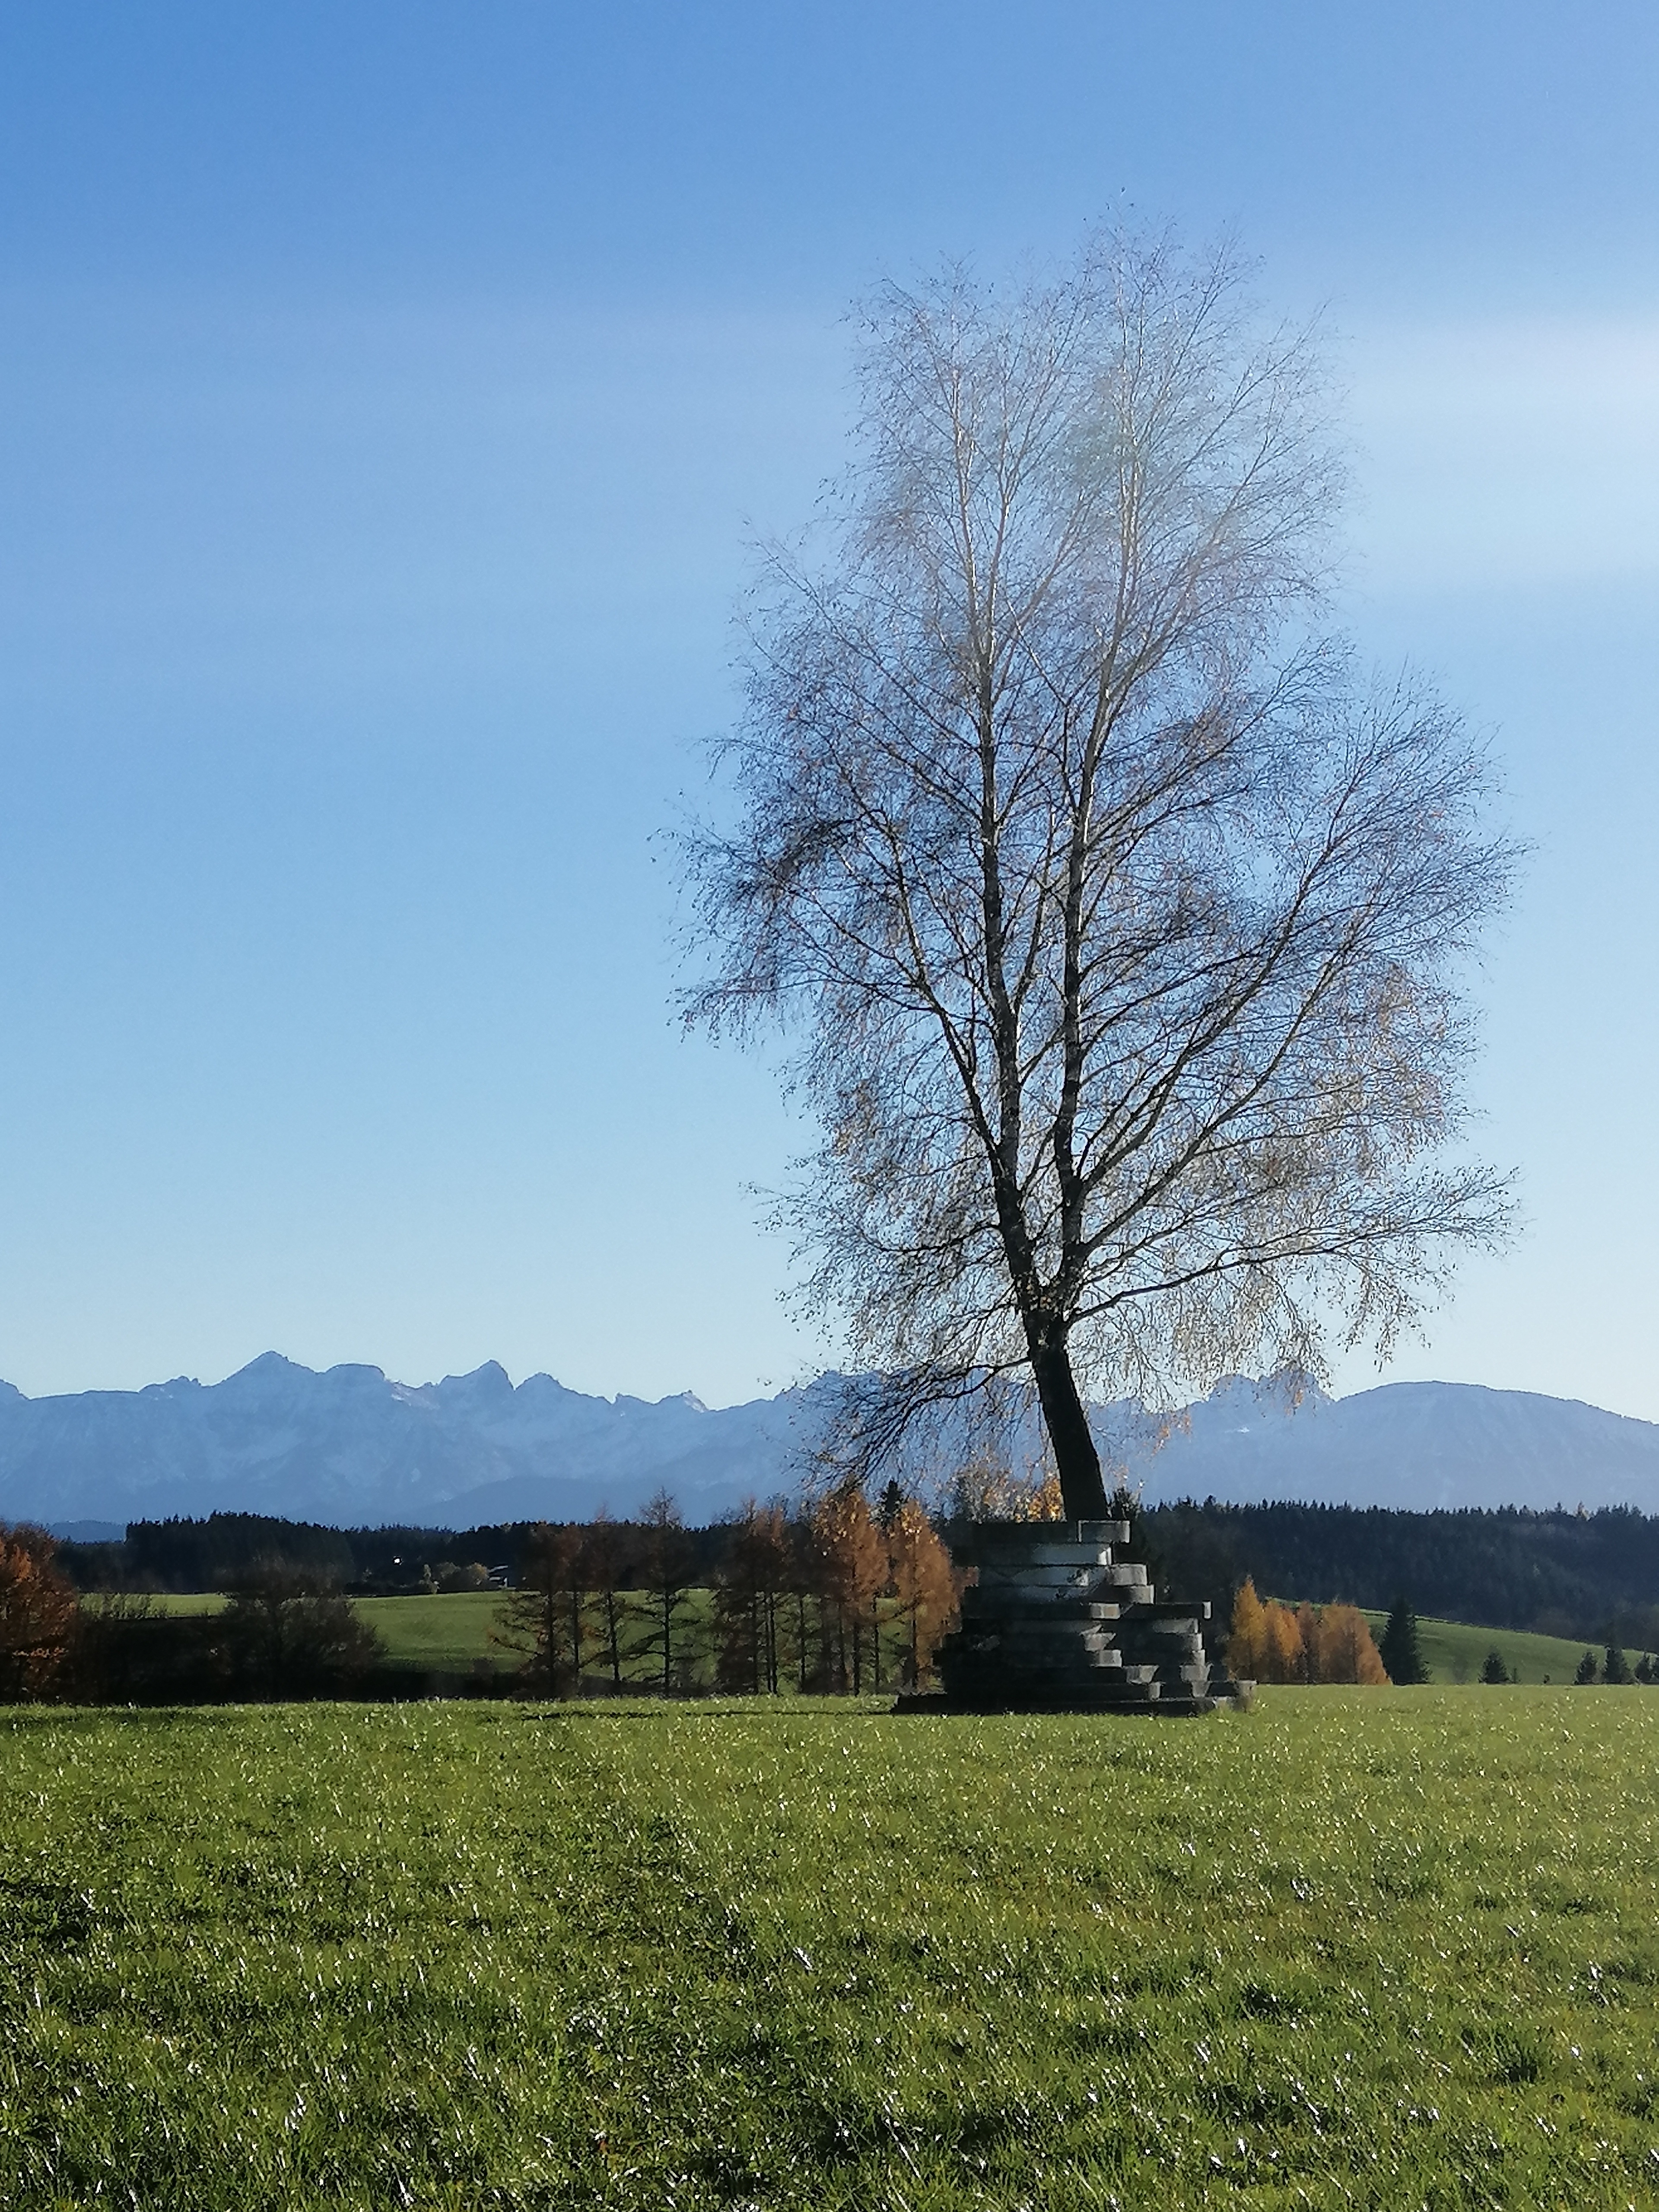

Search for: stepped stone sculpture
xmin=922 ymin=1519 xmax=1252 ymax=1714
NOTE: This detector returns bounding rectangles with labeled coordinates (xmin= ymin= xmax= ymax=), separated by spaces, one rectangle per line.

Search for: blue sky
xmin=0 ymin=3 xmax=1655 ymax=1417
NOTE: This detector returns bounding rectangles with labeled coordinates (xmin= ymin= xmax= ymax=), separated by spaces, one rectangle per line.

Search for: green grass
xmin=126 ymin=1593 xmax=1635 ymax=1689
xmin=92 ymin=1592 xmax=506 ymax=1667
xmin=1358 ymin=1613 xmax=1617 ymax=1685
xmin=354 ymin=1592 xmax=507 ymax=1672
xmin=5 ymin=1693 xmax=1659 ymax=2208
xmin=130 ymin=1591 xmax=701 ymax=1682
xmin=357 ymin=1599 xmax=1649 ymax=1688
xmin=124 ymin=1591 xmax=227 ymax=1616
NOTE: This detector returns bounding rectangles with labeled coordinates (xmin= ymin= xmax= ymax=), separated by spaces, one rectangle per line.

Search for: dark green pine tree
xmin=1378 ymin=1596 xmax=1428 ymax=1684
xmin=1480 ymin=1648 xmax=1510 ymax=1684
xmin=1574 ymin=1648 xmax=1600 ymax=1685
xmin=1603 ymin=1642 xmax=1633 ymax=1685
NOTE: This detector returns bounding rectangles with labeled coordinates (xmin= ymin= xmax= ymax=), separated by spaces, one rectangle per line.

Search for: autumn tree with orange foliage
xmin=885 ymin=1498 xmax=960 ymax=1689
xmin=1228 ymin=1581 xmax=1303 ymax=1683
xmin=0 ymin=1526 xmax=79 ymax=1700
xmin=947 ymin=1451 xmax=1064 ymax=1522
xmin=1309 ymin=1602 xmax=1389 ymax=1685
xmin=811 ymin=1487 xmax=887 ymax=1692
xmin=1227 ymin=1576 xmax=1388 ymax=1685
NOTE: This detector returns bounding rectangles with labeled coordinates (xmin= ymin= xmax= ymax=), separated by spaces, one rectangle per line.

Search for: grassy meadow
xmin=355 ymin=1593 xmax=506 ymax=1674
xmin=363 ymin=1597 xmax=1653 ymax=1689
xmin=128 ymin=1592 xmax=1632 ymax=1689
xmin=1357 ymin=1615 xmax=1609 ymax=1686
xmin=4 ymin=1692 xmax=1659 ymax=2209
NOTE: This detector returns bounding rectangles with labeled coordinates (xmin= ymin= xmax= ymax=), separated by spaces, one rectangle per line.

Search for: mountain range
xmin=5 ymin=1353 xmax=1659 ymax=1535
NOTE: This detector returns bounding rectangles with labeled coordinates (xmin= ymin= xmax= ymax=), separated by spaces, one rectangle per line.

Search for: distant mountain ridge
xmin=2 ymin=1354 xmax=1658 ymax=1532
xmin=1117 ymin=1377 xmax=1659 ymax=1514
xmin=0 ymin=1353 xmax=828 ymax=1530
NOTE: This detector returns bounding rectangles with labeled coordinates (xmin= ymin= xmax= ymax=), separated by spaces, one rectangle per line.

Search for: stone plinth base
xmin=918 ymin=1519 xmax=1252 ymax=1715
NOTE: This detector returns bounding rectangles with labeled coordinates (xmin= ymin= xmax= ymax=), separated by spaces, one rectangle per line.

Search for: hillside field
xmin=4 ymin=1694 xmax=1659 ymax=2208
xmin=1357 ymin=1613 xmax=1606 ymax=1685
xmin=356 ymin=1591 xmax=506 ymax=1673
xmin=126 ymin=1593 xmax=1630 ymax=1688
xmin=367 ymin=1598 xmax=1636 ymax=1688
xmin=366 ymin=1594 xmax=1619 ymax=1688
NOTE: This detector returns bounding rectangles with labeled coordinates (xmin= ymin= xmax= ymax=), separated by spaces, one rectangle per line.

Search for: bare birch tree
xmin=683 ymin=231 xmax=1515 ymax=1520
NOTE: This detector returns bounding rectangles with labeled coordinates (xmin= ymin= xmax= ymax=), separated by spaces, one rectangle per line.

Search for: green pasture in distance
xmin=360 ymin=1589 xmax=725 ymax=1680
xmin=99 ymin=1592 xmax=1646 ymax=1691
xmin=5 ymin=1693 xmax=1659 ymax=2209
xmin=86 ymin=1590 xmax=702 ymax=1684
xmin=83 ymin=1592 xmax=503 ymax=1663
xmin=1357 ymin=1611 xmax=1625 ymax=1684
xmin=115 ymin=1590 xmax=226 ymax=1616
xmin=354 ymin=1591 xmax=506 ymax=1672
xmin=362 ymin=1588 xmax=747 ymax=1684
xmin=354 ymin=1595 xmax=1630 ymax=1686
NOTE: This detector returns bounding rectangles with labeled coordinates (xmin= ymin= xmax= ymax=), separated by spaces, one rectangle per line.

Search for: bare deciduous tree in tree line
xmin=634 ymin=1487 xmax=697 ymax=1694
xmin=714 ymin=1499 xmax=791 ymax=1694
xmin=218 ymin=1559 xmax=386 ymax=1699
xmin=495 ymin=1522 xmax=585 ymax=1694
xmin=683 ymin=230 xmax=1516 ymax=1520
xmin=489 ymin=1495 xmax=961 ymax=1699
xmin=785 ymin=1510 xmax=818 ymax=1695
xmin=582 ymin=1510 xmax=628 ymax=1689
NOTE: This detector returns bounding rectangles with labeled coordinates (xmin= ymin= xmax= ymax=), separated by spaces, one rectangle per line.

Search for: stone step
xmin=973 ymin=1557 xmax=1141 ymax=1592
xmin=991 ymin=1643 xmax=1123 ymax=1669
xmin=1208 ymin=1674 xmax=1255 ymax=1703
xmin=991 ymin=1622 xmax=1119 ymax=1651
xmin=980 ymin=1541 xmax=1119 ymax=1569
xmin=928 ymin=1519 xmax=1239 ymax=1717
xmin=941 ymin=1640 xmax=1139 ymax=1675
xmin=965 ymin=1519 xmax=1130 ymax=1549
xmin=974 ymin=1562 xmax=1147 ymax=1593
xmin=960 ymin=1610 xmax=1132 ymax=1628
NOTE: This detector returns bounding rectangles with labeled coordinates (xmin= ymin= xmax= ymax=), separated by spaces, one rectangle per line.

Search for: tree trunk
xmin=1029 ymin=1331 xmax=1110 ymax=1520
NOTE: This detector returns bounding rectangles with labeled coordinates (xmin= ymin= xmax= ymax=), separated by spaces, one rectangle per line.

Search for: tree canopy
xmin=685 ymin=229 xmax=1514 ymax=1518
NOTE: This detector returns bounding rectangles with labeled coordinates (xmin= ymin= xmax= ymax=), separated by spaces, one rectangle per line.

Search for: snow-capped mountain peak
xmin=1 ymin=1355 xmax=1657 ymax=1531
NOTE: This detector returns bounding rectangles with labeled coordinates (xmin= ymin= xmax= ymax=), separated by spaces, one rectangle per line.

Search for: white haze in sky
xmin=1353 ymin=317 xmax=1659 ymax=590
xmin=0 ymin=5 xmax=1655 ymax=1421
